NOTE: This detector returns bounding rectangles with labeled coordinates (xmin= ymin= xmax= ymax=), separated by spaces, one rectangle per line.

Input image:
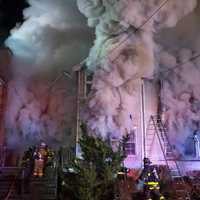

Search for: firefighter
xmin=138 ymin=157 xmax=165 ymax=200
xmin=33 ymin=142 xmax=48 ymax=177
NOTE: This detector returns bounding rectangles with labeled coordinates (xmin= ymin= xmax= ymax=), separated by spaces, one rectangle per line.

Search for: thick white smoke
xmin=159 ymin=48 xmax=200 ymax=155
xmin=77 ymin=0 xmax=197 ymax=141
xmin=3 ymin=0 xmax=92 ymax=148
xmin=5 ymin=79 xmax=77 ymax=149
xmin=6 ymin=0 xmax=92 ymax=74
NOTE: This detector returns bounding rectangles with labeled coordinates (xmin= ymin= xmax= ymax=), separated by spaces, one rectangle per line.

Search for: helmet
xmin=40 ymin=142 xmax=47 ymax=148
xmin=143 ymin=157 xmax=151 ymax=166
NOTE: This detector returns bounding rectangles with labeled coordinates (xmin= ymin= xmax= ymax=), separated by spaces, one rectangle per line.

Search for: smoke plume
xmin=77 ymin=0 xmax=197 ymax=141
xmin=6 ymin=0 xmax=92 ymax=74
xmin=5 ymin=78 xmax=77 ymax=149
xmin=3 ymin=0 xmax=92 ymax=148
xmin=159 ymin=47 xmax=200 ymax=155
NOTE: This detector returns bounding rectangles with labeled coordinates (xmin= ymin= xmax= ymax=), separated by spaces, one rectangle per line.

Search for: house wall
xmin=0 ymin=48 xmax=11 ymax=146
xmin=124 ymin=79 xmax=166 ymax=168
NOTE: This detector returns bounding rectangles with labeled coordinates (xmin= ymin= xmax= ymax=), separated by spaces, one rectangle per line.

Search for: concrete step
xmin=0 ymin=178 xmax=57 ymax=200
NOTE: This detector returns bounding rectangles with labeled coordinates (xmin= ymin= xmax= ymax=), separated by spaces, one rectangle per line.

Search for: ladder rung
xmin=166 ymin=153 xmax=173 ymax=156
xmin=146 ymin=134 xmax=155 ymax=137
xmin=170 ymin=170 xmax=179 ymax=173
xmin=146 ymin=142 xmax=153 ymax=145
xmin=166 ymin=151 xmax=173 ymax=154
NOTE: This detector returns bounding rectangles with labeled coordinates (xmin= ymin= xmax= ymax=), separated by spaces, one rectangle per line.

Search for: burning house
xmin=2 ymin=1 xmax=200 ymax=199
xmin=0 ymin=0 xmax=200 ymax=175
xmin=75 ymin=0 xmax=200 ymax=174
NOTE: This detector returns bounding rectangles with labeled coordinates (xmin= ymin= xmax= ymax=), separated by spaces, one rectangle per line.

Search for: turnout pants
xmin=144 ymin=182 xmax=165 ymax=200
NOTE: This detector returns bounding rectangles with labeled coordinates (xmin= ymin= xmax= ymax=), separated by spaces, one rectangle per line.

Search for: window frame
xmin=125 ymin=130 xmax=137 ymax=156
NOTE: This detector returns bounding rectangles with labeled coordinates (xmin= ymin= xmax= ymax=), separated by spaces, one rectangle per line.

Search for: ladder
xmin=146 ymin=115 xmax=191 ymax=200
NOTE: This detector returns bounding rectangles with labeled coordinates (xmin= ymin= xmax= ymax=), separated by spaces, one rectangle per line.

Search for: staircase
xmin=146 ymin=115 xmax=191 ymax=200
xmin=0 ymin=161 xmax=58 ymax=200
xmin=0 ymin=167 xmax=24 ymax=200
xmin=30 ymin=167 xmax=58 ymax=200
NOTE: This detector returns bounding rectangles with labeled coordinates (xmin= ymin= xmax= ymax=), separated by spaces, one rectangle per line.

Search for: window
xmin=86 ymin=73 xmax=93 ymax=95
xmin=125 ymin=130 xmax=136 ymax=156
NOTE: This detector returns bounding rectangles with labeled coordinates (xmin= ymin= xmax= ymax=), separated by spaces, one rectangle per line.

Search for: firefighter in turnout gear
xmin=33 ymin=142 xmax=48 ymax=177
xmin=138 ymin=158 xmax=165 ymax=200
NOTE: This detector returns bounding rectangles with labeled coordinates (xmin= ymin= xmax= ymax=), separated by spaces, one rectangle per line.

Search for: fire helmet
xmin=143 ymin=157 xmax=151 ymax=165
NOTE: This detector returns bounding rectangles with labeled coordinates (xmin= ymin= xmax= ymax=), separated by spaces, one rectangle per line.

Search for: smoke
xmin=6 ymin=0 xmax=92 ymax=75
xmin=5 ymin=78 xmax=77 ymax=149
xmin=3 ymin=0 xmax=92 ymax=148
xmin=159 ymin=48 xmax=200 ymax=155
xmin=77 ymin=0 xmax=197 ymax=140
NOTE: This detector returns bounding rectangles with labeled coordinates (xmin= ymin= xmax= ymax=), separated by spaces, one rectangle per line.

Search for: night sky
xmin=0 ymin=0 xmax=29 ymax=44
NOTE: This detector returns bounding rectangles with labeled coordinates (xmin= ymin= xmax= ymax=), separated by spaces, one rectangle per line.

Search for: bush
xmin=63 ymin=131 xmax=126 ymax=200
